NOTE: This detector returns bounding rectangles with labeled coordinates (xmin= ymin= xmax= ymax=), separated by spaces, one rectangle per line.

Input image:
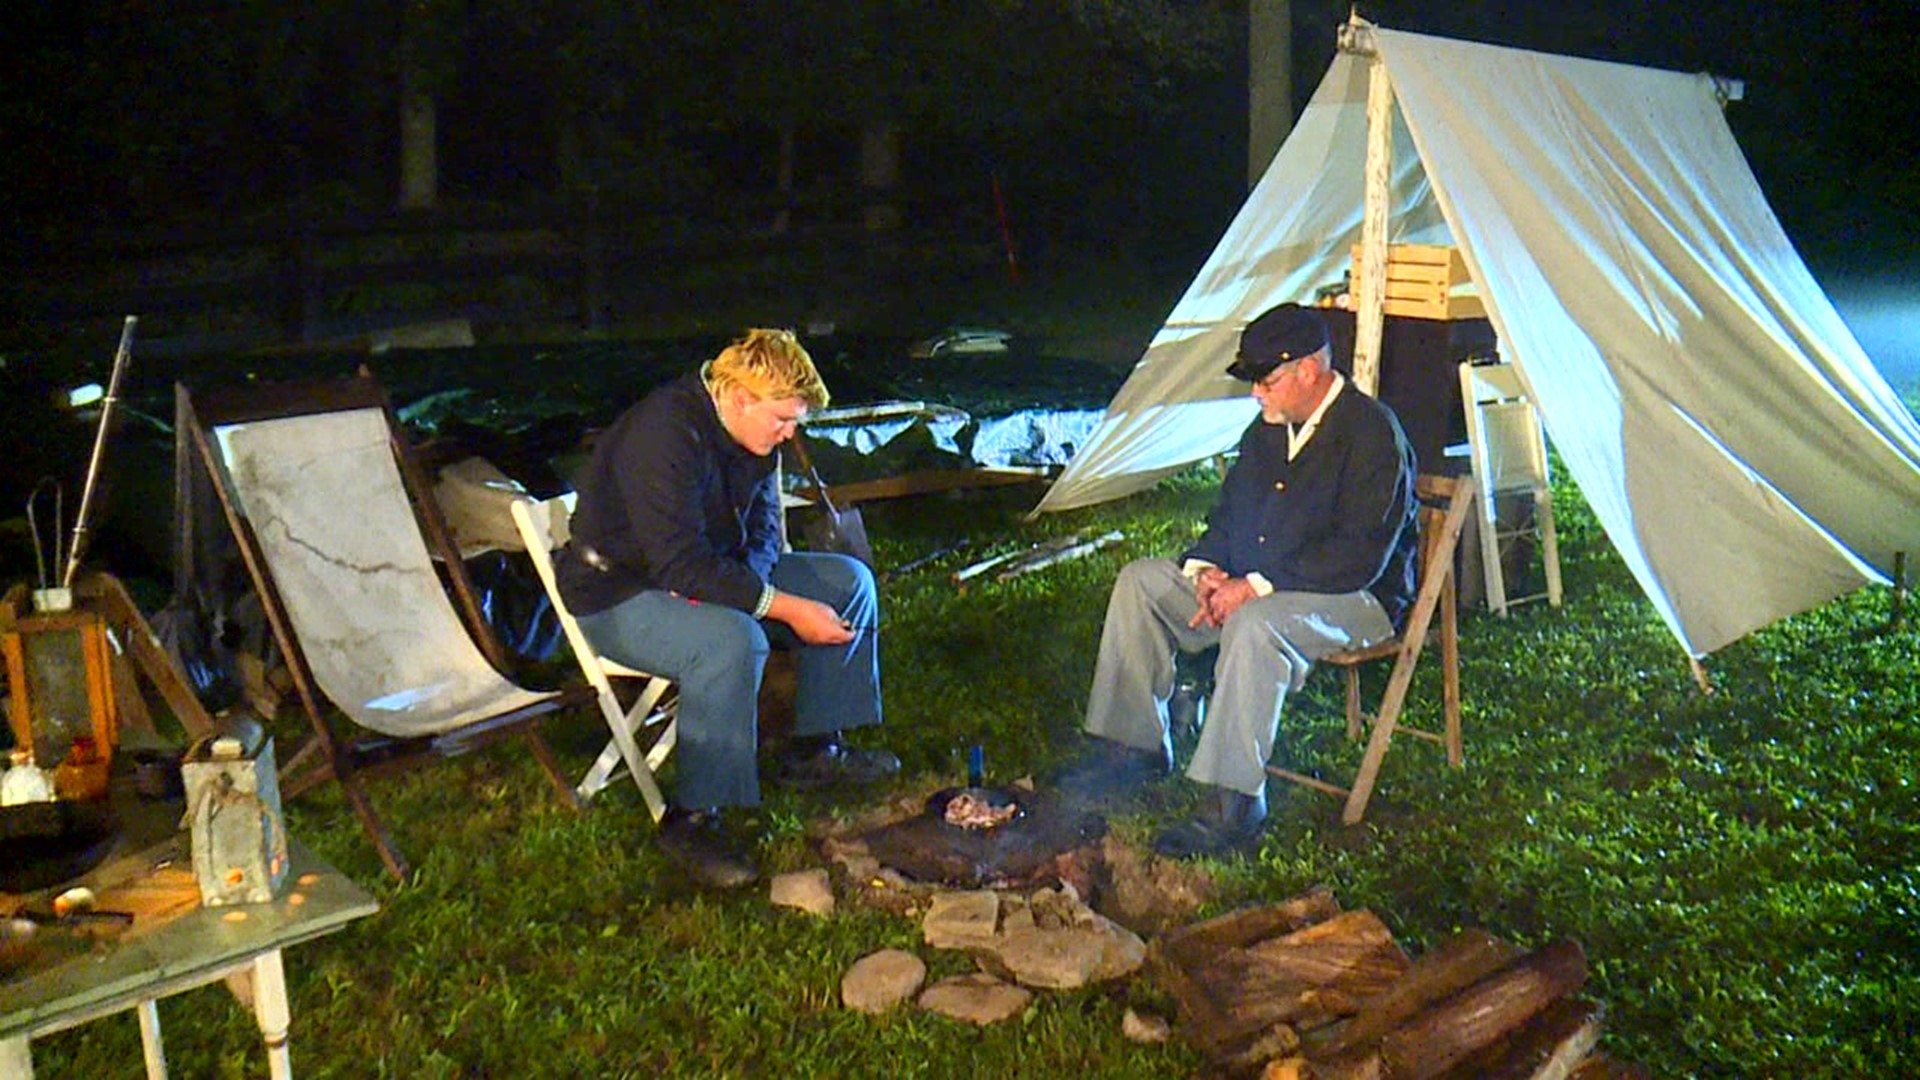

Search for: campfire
xmin=856 ymin=782 xmax=1105 ymax=890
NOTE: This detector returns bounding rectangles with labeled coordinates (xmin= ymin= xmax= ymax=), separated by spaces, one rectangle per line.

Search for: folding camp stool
xmin=510 ymin=493 xmax=678 ymax=820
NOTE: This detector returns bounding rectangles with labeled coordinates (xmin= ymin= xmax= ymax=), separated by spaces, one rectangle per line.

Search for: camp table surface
xmin=1 ymin=801 xmax=377 ymax=1079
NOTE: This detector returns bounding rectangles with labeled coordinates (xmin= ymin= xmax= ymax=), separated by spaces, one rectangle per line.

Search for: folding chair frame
xmin=1459 ymin=361 xmax=1563 ymax=615
xmin=510 ymin=494 xmax=678 ymax=821
xmin=179 ymin=373 xmax=588 ymax=880
xmin=1267 ymin=473 xmax=1478 ymax=824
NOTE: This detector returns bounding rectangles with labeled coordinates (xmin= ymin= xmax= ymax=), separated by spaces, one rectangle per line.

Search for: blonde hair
xmin=702 ymin=328 xmax=830 ymax=410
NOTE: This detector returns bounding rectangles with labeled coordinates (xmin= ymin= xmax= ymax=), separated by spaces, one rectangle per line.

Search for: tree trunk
xmin=860 ymin=124 xmax=901 ymax=232
xmin=1248 ymin=0 xmax=1293 ymax=187
xmin=398 ymin=55 xmax=438 ymax=210
xmin=772 ymin=125 xmax=795 ymax=235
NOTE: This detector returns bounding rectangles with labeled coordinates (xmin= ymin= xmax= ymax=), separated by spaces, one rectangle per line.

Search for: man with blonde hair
xmin=559 ymin=329 xmax=895 ymax=888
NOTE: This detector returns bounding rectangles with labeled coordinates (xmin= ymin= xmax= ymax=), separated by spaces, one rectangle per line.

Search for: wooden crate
xmin=1350 ymin=243 xmax=1486 ymax=321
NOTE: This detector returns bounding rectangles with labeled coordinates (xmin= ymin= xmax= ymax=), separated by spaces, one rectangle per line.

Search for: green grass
xmin=29 ymin=467 xmax=1920 ymax=1078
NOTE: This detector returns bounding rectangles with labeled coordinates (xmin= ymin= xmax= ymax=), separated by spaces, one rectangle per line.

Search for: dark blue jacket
xmin=557 ymin=372 xmax=782 ymax=617
xmin=1185 ymin=386 xmax=1419 ymax=627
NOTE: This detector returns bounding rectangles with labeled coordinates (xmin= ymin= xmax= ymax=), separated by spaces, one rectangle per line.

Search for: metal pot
xmin=0 ymin=799 xmax=120 ymax=894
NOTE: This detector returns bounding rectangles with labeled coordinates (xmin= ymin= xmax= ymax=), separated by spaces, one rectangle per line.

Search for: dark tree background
xmin=1 ymin=2 xmax=1914 ymax=273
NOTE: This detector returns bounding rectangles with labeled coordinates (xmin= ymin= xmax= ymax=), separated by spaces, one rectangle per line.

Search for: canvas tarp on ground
xmin=1035 ymin=26 xmax=1920 ymax=657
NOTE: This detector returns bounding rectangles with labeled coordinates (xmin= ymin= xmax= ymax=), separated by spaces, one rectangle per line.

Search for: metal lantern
xmin=3 ymin=605 xmax=120 ymax=797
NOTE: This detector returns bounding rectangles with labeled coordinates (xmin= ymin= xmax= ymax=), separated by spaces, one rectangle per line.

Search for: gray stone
xmin=999 ymin=894 xmax=1036 ymax=935
xmin=770 ymin=869 xmax=835 ymax=916
xmin=841 ymin=948 xmax=927 ymax=1014
xmin=918 ymin=973 xmax=1033 ymax=1025
xmin=1122 ymin=1008 xmax=1171 ymax=1044
xmin=922 ymin=889 xmax=1000 ymax=949
xmin=993 ymin=911 xmax=1146 ymax=990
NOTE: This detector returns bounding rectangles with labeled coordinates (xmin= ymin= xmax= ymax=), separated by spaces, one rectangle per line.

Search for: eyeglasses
xmin=1253 ymin=362 xmax=1298 ymax=392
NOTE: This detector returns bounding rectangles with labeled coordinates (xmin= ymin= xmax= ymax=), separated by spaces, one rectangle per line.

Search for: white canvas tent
xmin=1036 ymin=21 xmax=1920 ymax=657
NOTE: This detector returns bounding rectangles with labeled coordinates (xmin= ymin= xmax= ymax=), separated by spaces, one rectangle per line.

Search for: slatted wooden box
xmin=1350 ymin=243 xmax=1487 ymax=321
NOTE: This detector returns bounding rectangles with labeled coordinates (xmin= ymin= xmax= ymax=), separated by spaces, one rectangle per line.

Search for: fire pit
xmin=861 ymin=785 xmax=1105 ymax=888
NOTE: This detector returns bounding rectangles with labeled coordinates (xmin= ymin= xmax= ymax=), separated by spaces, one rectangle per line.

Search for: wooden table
xmin=1 ymin=808 xmax=377 ymax=1079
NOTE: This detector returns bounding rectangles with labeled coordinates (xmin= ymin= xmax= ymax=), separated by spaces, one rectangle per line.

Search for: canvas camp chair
xmin=178 ymin=373 xmax=591 ymax=880
xmin=1267 ymin=473 xmax=1478 ymax=824
xmin=510 ymin=493 xmax=678 ymax=820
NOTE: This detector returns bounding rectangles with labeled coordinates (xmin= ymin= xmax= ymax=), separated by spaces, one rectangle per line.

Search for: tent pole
xmin=1889 ymin=550 xmax=1907 ymax=631
xmin=1352 ymin=34 xmax=1392 ymax=396
xmin=1688 ymin=657 xmax=1714 ymax=695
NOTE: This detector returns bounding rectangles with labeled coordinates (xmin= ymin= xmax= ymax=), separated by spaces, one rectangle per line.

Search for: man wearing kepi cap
xmin=1058 ymin=302 xmax=1419 ymax=858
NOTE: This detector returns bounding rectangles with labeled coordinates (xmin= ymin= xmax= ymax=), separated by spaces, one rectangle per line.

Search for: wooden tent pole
xmin=1351 ymin=18 xmax=1391 ymax=397
xmin=1889 ymin=550 xmax=1907 ymax=631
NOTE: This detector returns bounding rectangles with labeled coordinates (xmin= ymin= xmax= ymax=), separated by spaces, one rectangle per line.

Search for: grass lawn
xmin=14 ymin=244 xmax=1920 ymax=1076
xmin=23 ymin=453 xmax=1919 ymax=1078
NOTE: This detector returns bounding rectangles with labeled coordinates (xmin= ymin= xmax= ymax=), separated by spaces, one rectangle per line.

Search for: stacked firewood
xmin=1151 ymin=888 xmax=1649 ymax=1079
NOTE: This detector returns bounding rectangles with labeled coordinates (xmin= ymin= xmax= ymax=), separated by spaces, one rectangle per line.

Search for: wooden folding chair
xmin=510 ymin=493 xmax=678 ymax=820
xmin=1459 ymin=361 xmax=1563 ymax=615
xmin=1267 ymin=473 xmax=1478 ymax=824
xmin=178 ymin=373 xmax=590 ymax=880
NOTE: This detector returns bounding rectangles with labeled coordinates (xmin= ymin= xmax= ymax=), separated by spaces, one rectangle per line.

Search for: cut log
xmin=1152 ymin=888 xmax=1347 ymax=1060
xmin=1262 ymin=1058 xmax=1310 ymax=1080
xmin=1159 ymin=887 xmax=1344 ymax=965
xmin=1184 ymin=910 xmax=1410 ymax=1052
xmin=1217 ymin=1021 xmax=1304 ymax=1074
xmin=1309 ymin=928 xmax=1527 ymax=1058
xmin=1197 ymin=910 xmax=1410 ymax=1023
xmin=1436 ymin=996 xmax=1606 ymax=1080
xmin=1566 ymin=1054 xmax=1654 ymax=1080
xmin=1379 ymin=938 xmax=1589 ymax=1080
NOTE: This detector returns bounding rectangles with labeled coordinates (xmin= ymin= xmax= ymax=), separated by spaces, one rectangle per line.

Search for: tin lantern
xmin=3 ymin=605 xmax=119 ymax=799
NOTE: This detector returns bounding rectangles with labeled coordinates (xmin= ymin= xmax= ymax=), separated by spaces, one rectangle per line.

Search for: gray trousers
xmin=1083 ymin=557 xmax=1394 ymax=797
xmin=577 ymin=551 xmax=881 ymax=809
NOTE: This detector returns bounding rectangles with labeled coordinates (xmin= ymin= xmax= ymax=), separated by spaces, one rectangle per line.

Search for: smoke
xmin=1828 ymin=270 xmax=1920 ymax=409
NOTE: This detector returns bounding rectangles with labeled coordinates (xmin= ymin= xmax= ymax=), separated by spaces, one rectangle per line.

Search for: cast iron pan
xmin=0 ymin=800 xmax=120 ymax=894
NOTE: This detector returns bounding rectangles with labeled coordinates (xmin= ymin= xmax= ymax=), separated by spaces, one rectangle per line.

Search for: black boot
xmin=775 ymin=733 xmax=901 ymax=789
xmin=1152 ymin=785 xmax=1269 ymax=859
xmin=656 ymin=806 xmax=760 ymax=889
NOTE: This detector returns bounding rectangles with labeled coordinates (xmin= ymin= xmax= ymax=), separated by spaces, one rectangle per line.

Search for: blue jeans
xmin=577 ymin=551 xmax=882 ymax=809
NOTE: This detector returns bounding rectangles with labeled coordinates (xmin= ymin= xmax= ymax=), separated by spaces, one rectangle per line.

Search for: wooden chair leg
xmin=522 ymin=728 xmax=583 ymax=812
xmin=1344 ymin=668 xmax=1363 ymax=741
xmin=1442 ymin=574 xmax=1463 ymax=768
xmin=1536 ymin=486 xmax=1564 ymax=608
xmin=337 ymin=768 xmax=409 ymax=880
xmin=577 ymin=679 xmax=673 ymax=821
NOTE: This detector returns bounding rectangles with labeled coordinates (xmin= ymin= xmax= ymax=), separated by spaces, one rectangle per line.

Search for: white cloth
xmin=219 ymin=409 xmax=557 ymax=737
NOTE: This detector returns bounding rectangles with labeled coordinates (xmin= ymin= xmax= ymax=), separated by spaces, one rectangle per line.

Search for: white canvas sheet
xmin=1038 ymin=27 xmax=1920 ymax=656
xmin=219 ymin=409 xmax=558 ymax=737
xmin=1378 ymin=29 xmax=1920 ymax=654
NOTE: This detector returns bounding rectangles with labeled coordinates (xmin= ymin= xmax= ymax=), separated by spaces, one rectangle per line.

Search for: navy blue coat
xmin=557 ymin=372 xmax=783 ymax=617
xmin=1184 ymin=386 xmax=1420 ymax=628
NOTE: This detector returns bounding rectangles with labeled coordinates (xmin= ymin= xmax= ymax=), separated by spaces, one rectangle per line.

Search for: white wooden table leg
xmin=249 ymin=950 xmax=293 ymax=1080
xmin=1 ymin=1035 xmax=33 ymax=1080
xmin=137 ymin=998 xmax=169 ymax=1079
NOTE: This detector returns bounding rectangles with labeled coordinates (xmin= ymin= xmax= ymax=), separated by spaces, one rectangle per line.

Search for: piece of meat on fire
xmin=944 ymin=791 xmax=1019 ymax=829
